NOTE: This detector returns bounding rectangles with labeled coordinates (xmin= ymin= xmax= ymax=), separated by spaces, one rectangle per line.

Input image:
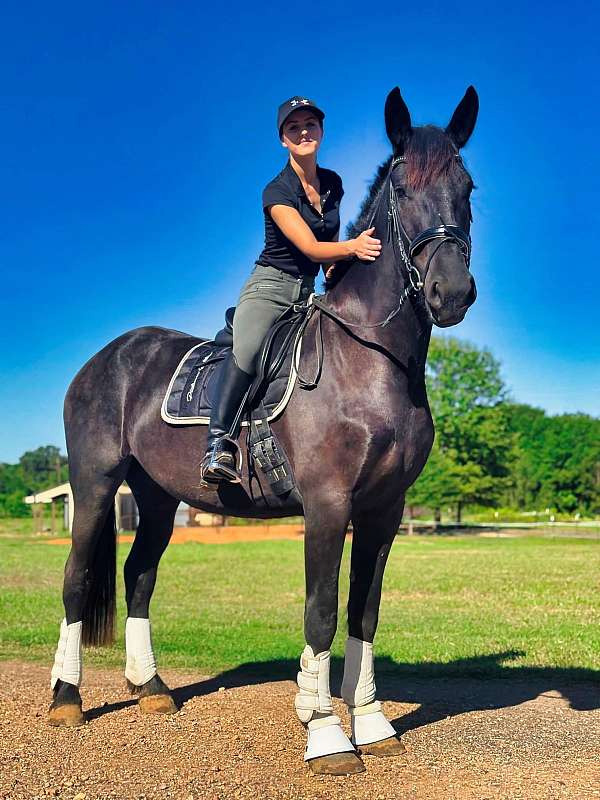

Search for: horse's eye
xmin=395 ymin=186 xmax=407 ymax=199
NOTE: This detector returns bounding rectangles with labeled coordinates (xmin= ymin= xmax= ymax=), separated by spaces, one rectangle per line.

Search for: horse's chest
xmin=357 ymin=405 xmax=434 ymax=492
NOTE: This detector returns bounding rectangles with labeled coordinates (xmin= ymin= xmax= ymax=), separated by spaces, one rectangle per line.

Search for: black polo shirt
xmin=257 ymin=161 xmax=344 ymax=278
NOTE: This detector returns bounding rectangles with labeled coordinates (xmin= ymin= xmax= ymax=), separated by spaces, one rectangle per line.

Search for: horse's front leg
xmin=295 ymin=490 xmax=365 ymax=775
xmin=342 ymin=501 xmax=407 ymax=757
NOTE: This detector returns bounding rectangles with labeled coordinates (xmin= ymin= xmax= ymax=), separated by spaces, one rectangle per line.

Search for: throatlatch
xmin=341 ymin=637 xmax=397 ymax=746
xmin=295 ymin=645 xmax=355 ymax=761
xmin=50 ymin=618 xmax=82 ymax=689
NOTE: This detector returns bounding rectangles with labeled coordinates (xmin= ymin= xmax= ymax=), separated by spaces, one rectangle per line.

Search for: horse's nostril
xmin=466 ymin=276 xmax=477 ymax=305
xmin=428 ymin=281 xmax=443 ymax=310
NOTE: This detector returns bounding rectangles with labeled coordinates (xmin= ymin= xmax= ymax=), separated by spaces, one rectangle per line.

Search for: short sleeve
xmin=262 ymin=181 xmax=297 ymax=212
xmin=333 ymin=172 xmax=344 ymax=200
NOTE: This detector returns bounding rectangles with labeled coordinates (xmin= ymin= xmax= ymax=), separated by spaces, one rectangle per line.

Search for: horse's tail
xmin=81 ymin=505 xmax=117 ymax=646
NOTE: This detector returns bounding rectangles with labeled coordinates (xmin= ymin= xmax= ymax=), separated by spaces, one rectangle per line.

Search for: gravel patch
xmin=1 ymin=661 xmax=598 ymax=799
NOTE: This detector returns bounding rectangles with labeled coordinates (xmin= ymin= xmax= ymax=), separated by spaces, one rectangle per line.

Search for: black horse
xmin=49 ymin=86 xmax=479 ymax=775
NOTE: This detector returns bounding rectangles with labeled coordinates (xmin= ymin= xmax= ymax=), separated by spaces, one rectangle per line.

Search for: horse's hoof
xmin=357 ymin=735 xmax=406 ymax=757
xmin=48 ymin=704 xmax=85 ymax=727
xmin=308 ymin=751 xmax=366 ymax=775
xmin=138 ymin=693 xmax=178 ymax=715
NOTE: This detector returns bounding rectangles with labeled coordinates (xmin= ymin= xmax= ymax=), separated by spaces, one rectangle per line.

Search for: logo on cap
xmin=290 ymin=98 xmax=310 ymax=106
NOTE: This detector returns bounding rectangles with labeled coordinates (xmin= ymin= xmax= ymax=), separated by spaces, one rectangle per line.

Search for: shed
xmin=25 ymin=483 xmax=195 ymax=534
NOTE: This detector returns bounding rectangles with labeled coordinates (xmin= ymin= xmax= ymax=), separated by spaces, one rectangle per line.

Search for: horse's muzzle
xmin=425 ymin=274 xmax=477 ymax=327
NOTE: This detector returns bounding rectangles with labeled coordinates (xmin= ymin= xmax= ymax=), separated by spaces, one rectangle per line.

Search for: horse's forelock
xmin=404 ymin=126 xmax=462 ymax=192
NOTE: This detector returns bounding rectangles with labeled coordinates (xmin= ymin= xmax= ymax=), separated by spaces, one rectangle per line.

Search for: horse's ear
xmin=385 ymin=87 xmax=412 ymax=153
xmin=446 ymin=86 xmax=479 ymax=149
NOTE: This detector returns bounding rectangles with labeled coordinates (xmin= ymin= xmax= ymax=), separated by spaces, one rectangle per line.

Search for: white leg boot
xmin=294 ymin=645 xmax=356 ymax=762
xmin=48 ymin=618 xmax=85 ymax=727
xmin=125 ymin=617 xmax=158 ymax=686
xmin=341 ymin=637 xmax=399 ymax=749
xmin=51 ymin=618 xmax=83 ymax=689
xmin=125 ymin=617 xmax=176 ymax=715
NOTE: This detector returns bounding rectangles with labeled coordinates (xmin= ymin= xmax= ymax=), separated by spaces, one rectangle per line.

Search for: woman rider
xmin=200 ymin=95 xmax=381 ymax=484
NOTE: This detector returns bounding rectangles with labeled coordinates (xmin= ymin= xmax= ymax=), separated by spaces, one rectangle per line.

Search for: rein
xmin=310 ymin=155 xmax=471 ymax=332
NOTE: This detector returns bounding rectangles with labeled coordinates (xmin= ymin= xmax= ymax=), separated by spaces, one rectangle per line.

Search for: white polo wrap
xmin=125 ymin=617 xmax=157 ymax=686
xmin=294 ymin=645 xmax=333 ymax=723
xmin=341 ymin=637 xmax=396 ymax=745
xmin=341 ymin=636 xmax=376 ymax=707
xmin=50 ymin=618 xmax=82 ymax=689
xmin=304 ymin=714 xmax=355 ymax=761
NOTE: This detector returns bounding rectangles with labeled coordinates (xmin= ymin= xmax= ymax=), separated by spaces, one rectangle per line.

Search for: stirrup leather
xmin=200 ymin=437 xmax=243 ymax=484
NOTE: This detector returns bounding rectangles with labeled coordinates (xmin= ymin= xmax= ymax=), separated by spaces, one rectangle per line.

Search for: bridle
xmin=296 ymin=154 xmax=473 ymax=387
xmin=388 ymin=155 xmax=471 ymax=305
xmin=310 ymin=154 xmax=472 ymax=330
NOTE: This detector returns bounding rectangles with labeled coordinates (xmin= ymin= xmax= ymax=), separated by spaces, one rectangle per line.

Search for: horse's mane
xmin=345 ymin=155 xmax=393 ymax=240
xmin=325 ymin=126 xmax=464 ymax=291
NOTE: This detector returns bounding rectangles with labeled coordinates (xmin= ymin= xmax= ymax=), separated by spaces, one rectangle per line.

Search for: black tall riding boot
xmin=200 ymin=351 xmax=253 ymax=484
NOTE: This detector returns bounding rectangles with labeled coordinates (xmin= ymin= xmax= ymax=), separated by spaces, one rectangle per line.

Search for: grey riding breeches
xmin=232 ymin=263 xmax=315 ymax=375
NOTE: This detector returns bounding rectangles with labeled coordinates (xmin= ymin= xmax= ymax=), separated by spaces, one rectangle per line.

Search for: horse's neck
xmin=326 ymin=193 xmax=431 ymax=371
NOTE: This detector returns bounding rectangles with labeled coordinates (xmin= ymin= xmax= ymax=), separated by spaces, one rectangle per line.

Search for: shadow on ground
xmin=87 ymin=651 xmax=599 ymax=730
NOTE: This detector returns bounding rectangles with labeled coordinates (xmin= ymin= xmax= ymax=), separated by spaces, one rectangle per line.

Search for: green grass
xmin=0 ymin=532 xmax=598 ymax=679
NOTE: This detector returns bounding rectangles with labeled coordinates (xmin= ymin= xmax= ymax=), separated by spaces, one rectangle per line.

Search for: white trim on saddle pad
xmin=160 ymin=296 xmax=312 ymax=427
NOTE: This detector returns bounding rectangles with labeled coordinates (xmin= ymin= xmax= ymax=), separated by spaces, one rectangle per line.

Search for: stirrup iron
xmin=200 ymin=436 xmax=243 ymax=485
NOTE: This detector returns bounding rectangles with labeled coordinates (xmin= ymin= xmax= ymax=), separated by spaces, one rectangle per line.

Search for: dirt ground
xmin=44 ymin=525 xmax=306 ymax=547
xmin=0 ymin=662 xmax=598 ymax=800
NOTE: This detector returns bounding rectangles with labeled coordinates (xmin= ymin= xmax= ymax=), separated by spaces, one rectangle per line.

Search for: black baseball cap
xmin=277 ymin=96 xmax=325 ymax=136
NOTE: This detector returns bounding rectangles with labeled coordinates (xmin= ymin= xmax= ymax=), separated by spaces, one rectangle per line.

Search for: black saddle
xmin=163 ymin=302 xmax=310 ymax=424
xmin=213 ymin=306 xmax=236 ymax=347
xmin=161 ymin=300 xmax=314 ymax=502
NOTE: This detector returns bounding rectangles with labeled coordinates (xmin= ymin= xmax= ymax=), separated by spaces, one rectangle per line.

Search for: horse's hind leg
xmin=123 ymin=460 xmax=178 ymax=715
xmin=49 ymin=468 xmax=125 ymax=727
xmin=343 ymin=501 xmax=406 ymax=757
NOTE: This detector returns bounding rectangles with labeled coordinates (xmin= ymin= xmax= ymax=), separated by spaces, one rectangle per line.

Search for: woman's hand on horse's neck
xmin=324 ymin=198 xmax=431 ymax=370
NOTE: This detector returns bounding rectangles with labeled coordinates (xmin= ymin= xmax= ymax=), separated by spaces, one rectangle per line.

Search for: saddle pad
xmin=161 ymin=328 xmax=303 ymax=426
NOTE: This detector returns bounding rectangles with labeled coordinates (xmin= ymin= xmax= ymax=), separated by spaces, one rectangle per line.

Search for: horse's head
xmin=385 ymin=87 xmax=479 ymax=327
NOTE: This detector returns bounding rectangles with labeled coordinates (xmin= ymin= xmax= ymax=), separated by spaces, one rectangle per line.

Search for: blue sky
xmin=1 ymin=1 xmax=598 ymax=463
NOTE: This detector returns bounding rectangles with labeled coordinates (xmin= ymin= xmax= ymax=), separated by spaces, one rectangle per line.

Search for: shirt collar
xmin=283 ymin=161 xmax=328 ymax=198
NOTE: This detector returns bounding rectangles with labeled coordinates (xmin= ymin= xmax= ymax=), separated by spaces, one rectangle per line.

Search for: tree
xmin=407 ymin=337 xmax=516 ymax=521
xmin=0 ymin=445 xmax=69 ymax=518
xmin=19 ymin=445 xmax=68 ymax=492
xmin=504 ymin=405 xmax=600 ymax=513
xmin=406 ymin=443 xmax=463 ymax=521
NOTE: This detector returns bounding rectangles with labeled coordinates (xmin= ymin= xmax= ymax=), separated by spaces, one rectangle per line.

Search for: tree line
xmin=0 ymin=445 xmax=68 ymax=517
xmin=407 ymin=338 xmax=600 ymax=519
xmin=1 ymin=338 xmax=599 ymax=518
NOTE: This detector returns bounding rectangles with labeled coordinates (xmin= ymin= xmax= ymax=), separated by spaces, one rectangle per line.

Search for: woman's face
xmin=280 ymin=109 xmax=323 ymax=157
